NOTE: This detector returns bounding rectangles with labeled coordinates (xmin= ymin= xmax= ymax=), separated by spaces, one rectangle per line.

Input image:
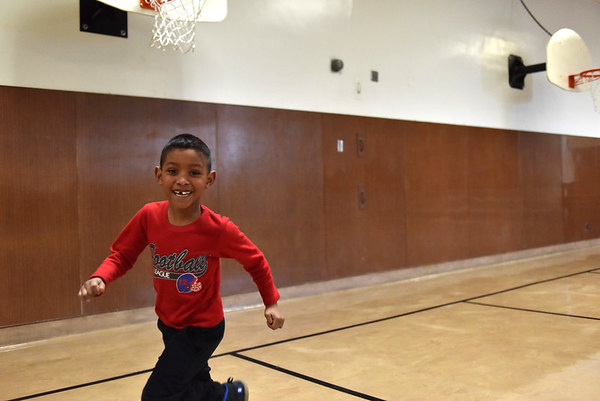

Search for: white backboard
xmin=547 ymin=28 xmax=593 ymax=92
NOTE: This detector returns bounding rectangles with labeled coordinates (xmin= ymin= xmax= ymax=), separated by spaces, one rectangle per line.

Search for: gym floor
xmin=3 ymin=245 xmax=600 ymax=400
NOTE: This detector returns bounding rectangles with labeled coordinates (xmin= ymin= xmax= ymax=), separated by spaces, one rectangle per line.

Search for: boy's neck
xmin=168 ymin=205 xmax=203 ymax=226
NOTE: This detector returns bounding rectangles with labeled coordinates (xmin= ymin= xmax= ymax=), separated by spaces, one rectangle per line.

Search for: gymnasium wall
xmin=2 ymin=86 xmax=600 ymax=327
xmin=2 ymin=1 xmax=600 ymax=327
xmin=1 ymin=0 xmax=600 ymax=137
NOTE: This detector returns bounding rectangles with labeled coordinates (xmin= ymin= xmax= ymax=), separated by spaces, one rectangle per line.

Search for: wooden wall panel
xmin=322 ymin=114 xmax=406 ymax=278
xmin=519 ymin=132 xmax=564 ymax=248
xmin=322 ymin=114 xmax=367 ymax=278
xmin=405 ymin=122 xmax=470 ymax=266
xmin=361 ymin=118 xmax=407 ymax=271
xmin=467 ymin=128 xmax=523 ymax=257
xmin=561 ymin=136 xmax=600 ymax=241
xmin=0 ymin=87 xmax=80 ymax=326
xmin=215 ymin=105 xmax=326 ymax=294
xmin=76 ymin=93 xmax=218 ymax=315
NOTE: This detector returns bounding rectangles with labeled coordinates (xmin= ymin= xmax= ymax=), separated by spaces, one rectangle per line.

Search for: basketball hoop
xmin=569 ymin=69 xmax=600 ymax=112
xmin=144 ymin=0 xmax=207 ymax=53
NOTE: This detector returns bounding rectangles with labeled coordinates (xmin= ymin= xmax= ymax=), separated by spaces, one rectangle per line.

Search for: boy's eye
xmin=166 ymin=169 xmax=177 ymax=175
xmin=190 ymin=170 xmax=202 ymax=176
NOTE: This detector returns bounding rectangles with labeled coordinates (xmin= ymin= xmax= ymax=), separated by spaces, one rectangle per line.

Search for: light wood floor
xmin=2 ymin=245 xmax=600 ymax=400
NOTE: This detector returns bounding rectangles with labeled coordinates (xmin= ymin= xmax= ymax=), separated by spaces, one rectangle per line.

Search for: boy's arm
xmin=78 ymin=206 xmax=149 ymax=300
xmin=221 ymin=220 xmax=284 ymax=329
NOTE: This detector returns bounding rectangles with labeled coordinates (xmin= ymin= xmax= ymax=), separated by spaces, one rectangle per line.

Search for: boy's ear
xmin=154 ymin=166 xmax=162 ymax=183
xmin=206 ymin=170 xmax=216 ymax=188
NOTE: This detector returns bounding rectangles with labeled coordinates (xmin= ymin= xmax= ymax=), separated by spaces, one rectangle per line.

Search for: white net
xmin=147 ymin=0 xmax=206 ymax=53
xmin=570 ymin=70 xmax=600 ymax=113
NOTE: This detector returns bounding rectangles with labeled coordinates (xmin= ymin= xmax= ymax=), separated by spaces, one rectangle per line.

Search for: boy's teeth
xmin=174 ymin=190 xmax=191 ymax=196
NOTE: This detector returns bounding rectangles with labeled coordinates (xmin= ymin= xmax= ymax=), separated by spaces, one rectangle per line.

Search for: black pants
xmin=141 ymin=319 xmax=226 ymax=401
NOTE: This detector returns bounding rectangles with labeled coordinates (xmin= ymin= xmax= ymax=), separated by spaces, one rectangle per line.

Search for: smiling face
xmin=155 ymin=148 xmax=215 ymax=225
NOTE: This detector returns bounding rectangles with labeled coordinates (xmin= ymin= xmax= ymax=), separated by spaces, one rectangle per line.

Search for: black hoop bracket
xmin=508 ymin=54 xmax=546 ymax=90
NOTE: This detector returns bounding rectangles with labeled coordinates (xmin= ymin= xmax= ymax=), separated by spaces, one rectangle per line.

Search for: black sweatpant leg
xmin=141 ymin=319 xmax=226 ymax=401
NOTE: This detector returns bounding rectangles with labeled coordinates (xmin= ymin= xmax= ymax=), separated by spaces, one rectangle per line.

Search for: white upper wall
xmin=1 ymin=0 xmax=599 ymax=137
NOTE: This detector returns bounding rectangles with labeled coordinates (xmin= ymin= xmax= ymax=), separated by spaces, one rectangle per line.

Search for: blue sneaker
xmin=222 ymin=377 xmax=248 ymax=401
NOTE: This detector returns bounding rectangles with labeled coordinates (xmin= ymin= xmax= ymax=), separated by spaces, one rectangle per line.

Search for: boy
xmin=78 ymin=134 xmax=285 ymax=401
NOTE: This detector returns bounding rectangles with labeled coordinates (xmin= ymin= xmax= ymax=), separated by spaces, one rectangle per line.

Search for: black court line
xmin=460 ymin=267 xmax=596 ymax=303
xmin=465 ymin=301 xmax=600 ymax=321
xmin=232 ymin=353 xmax=386 ymax=401
xmin=9 ymin=266 xmax=598 ymax=400
xmin=7 ymin=369 xmax=154 ymax=401
xmin=213 ymin=300 xmax=461 ymax=357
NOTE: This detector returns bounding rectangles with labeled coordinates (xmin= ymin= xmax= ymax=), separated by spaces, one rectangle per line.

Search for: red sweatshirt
xmin=91 ymin=201 xmax=280 ymax=329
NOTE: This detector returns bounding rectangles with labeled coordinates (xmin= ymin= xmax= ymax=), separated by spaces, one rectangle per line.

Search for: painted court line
xmin=7 ymin=370 xmax=153 ymax=401
xmin=232 ymin=353 xmax=385 ymax=401
xmin=465 ymin=301 xmax=600 ymax=321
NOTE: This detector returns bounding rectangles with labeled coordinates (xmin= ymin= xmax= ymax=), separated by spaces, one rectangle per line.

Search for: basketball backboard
xmin=546 ymin=28 xmax=592 ymax=92
xmin=96 ymin=0 xmax=227 ymax=22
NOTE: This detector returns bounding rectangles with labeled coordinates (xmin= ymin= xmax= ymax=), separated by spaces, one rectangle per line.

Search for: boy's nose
xmin=176 ymin=175 xmax=189 ymax=184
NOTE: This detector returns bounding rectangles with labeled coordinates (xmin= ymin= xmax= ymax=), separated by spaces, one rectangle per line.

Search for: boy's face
xmin=155 ymin=148 xmax=215 ymax=215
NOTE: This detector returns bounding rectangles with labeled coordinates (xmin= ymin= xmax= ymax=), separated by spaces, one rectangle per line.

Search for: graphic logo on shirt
xmin=150 ymin=244 xmax=208 ymax=293
xmin=176 ymin=273 xmax=203 ymax=293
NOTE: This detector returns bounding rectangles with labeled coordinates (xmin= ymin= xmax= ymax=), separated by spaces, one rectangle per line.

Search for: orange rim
xmin=569 ymin=69 xmax=600 ymax=88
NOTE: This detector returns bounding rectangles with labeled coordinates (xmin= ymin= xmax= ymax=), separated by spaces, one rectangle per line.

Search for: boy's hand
xmin=264 ymin=303 xmax=285 ymax=330
xmin=78 ymin=277 xmax=106 ymax=302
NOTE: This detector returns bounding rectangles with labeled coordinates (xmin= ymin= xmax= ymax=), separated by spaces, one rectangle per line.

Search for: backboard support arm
xmin=508 ymin=54 xmax=547 ymax=90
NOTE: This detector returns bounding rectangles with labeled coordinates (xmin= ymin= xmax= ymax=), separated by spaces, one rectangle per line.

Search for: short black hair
xmin=159 ymin=134 xmax=212 ymax=171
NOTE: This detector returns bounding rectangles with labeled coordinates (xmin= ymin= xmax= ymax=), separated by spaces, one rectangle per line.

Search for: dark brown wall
xmin=216 ymin=105 xmax=326 ymax=293
xmin=322 ymin=114 xmax=407 ymax=277
xmin=1 ymin=85 xmax=599 ymax=327
xmin=0 ymin=87 xmax=80 ymax=325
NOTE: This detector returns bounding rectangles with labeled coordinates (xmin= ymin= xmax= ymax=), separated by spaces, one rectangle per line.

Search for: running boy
xmin=78 ymin=133 xmax=284 ymax=401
